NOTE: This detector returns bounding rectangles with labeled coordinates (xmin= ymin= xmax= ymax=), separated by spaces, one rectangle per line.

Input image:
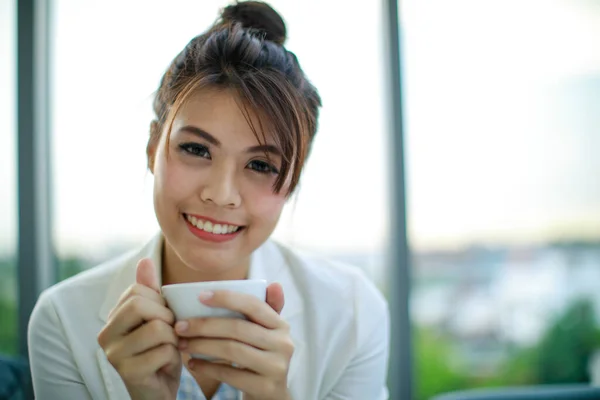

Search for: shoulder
xmin=27 ymin=247 xmax=143 ymax=399
xmin=268 ymin=241 xmax=389 ymax=394
xmin=275 ymin=241 xmax=386 ymax=303
xmin=38 ymin=249 xmax=135 ymax=311
xmin=29 ymin=246 xmax=139 ymax=334
xmin=272 ymin=241 xmax=389 ymax=328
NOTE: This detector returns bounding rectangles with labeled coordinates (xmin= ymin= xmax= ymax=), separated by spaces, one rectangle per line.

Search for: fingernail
xmin=175 ymin=321 xmax=189 ymax=333
xmin=198 ymin=291 xmax=214 ymax=301
xmin=178 ymin=339 xmax=188 ymax=350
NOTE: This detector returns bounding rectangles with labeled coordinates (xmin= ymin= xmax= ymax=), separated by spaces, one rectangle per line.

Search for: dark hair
xmin=150 ymin=1 xmax=322 ymax=195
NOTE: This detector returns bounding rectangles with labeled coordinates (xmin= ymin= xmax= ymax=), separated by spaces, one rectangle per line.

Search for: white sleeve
xmin=28 ymin=291 xmax=94 ymax=400
xmin=324 ymin=280 xmax=390 ymax=400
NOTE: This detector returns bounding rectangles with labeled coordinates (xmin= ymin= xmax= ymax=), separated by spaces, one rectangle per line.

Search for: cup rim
xmin=161 ymin=278 xmax=267 ymax=291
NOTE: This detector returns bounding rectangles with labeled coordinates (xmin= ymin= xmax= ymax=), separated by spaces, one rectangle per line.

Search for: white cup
xmin=161 ymin=279 xmax=268 ymax=360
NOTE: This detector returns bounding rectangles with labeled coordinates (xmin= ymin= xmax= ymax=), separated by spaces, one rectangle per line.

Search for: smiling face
xmin=148 ymin=88 xmax=289 ymax=280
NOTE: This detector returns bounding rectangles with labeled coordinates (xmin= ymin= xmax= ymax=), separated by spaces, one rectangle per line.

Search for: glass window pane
xmin=403 ymin=1 xmax=600 ymax=399
xmin=0 ymin=0 xmax=18 ymax=356
xmin=52 ymin=1 xmax=388 ymax=285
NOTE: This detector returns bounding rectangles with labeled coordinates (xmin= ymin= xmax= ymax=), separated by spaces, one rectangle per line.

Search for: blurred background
xmin=1 ymin=0 xmax=600 ymax=399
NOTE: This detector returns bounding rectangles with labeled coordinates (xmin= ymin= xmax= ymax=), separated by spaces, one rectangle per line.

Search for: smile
xmin=185 ymin=214 xmax=241 ymax=234
xmin=183 ymin=213 xmax=245 ymax=243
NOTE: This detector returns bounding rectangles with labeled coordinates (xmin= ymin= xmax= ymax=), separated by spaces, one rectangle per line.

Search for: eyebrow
xmin=177 ymin=125 xmax=282 ymax=157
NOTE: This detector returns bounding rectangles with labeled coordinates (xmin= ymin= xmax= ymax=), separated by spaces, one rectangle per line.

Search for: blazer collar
xmin=98 ymin=233 xmax=303 ymax=322
xmin=97 ymin=233 xmax=305 ymax=394
xmin=98 ymin=233 xmax=164 ymax=323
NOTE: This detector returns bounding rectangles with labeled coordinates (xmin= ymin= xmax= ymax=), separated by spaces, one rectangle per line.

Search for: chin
xmin=184 ymin=245 xmax=243 ymax=275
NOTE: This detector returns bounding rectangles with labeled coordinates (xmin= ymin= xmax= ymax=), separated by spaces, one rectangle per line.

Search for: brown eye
xmin=179 ymin=143 xmax=211 ymax=159
xmin=247 ymin=160 xmax=279 ymax=175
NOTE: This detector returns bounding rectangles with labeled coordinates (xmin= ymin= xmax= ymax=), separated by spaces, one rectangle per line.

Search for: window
xmin=402 ymin=1 xmax=600 ymax=398
xmin=52 ymin=0 xmax=389 ymax=285
xmin=0 ymin=0 xmax=18 ymax=356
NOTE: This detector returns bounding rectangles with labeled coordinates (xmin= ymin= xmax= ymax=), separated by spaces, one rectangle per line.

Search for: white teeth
xmin=186 ymin=215 xmax=241 ymax=235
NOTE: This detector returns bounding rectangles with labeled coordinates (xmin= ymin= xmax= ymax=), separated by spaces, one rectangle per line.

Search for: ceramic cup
xmin=162 ymin=279 xmax=268 ymax=360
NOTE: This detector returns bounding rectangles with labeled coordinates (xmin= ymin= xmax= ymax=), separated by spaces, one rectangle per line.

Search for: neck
xmin=161 ymin=240 xmax=250 ymax=286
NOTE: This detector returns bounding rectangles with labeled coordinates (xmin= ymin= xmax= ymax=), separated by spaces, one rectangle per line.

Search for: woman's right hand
xmin=97 ymin=258 xmax=182 ymax=400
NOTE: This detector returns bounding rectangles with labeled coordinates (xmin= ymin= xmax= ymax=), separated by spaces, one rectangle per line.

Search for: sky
xmin=1 ymin=0 xmax=600 ymax=257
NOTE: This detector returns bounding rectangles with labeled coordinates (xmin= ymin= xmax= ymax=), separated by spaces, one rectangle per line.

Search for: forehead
xmin=172 ymin=88 xmax=276 ymax=147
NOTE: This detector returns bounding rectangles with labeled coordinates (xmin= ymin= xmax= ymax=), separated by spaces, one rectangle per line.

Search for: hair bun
xmin=221 ymin=1 xmax=287 ymax=45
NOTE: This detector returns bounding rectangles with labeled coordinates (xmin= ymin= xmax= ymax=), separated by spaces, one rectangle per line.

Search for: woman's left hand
xmin=175 ymin=283 xmax=293 ymax=400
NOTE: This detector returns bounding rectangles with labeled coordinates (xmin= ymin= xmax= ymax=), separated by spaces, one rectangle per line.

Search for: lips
xmin=183 ymin=213 xmax=245 ymax=243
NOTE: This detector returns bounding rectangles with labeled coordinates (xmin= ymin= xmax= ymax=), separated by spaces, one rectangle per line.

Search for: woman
xmin=28 ymin=2 xmax=390 ymax=399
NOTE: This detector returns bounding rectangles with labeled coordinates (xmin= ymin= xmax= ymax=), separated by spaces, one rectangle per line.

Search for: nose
xmin=200 ymin=161 xmax=241 ymax=208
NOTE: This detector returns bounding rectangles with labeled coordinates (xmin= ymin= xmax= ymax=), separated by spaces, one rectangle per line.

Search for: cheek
xmin=245 ymin=185 xmax=287 ymax=224
xmin=154 ymin=150 xmax=200 ymax=206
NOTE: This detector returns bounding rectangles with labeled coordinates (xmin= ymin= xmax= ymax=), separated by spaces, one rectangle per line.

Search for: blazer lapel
xmin=95 ymin=235 xmax=306 ymax=397
xmin=96 ymin=234 xmax=163 ymax=399
xmin=96 ymin=348 xmax=131 ymax=400
xmin=248 ymin=241 xmax=306 ymax=387
xmin=98 ymin=234 xmax=164 ymax=322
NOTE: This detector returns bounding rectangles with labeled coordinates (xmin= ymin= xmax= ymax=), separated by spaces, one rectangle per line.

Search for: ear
xmin=147 ymin=120 xmax=160 ymax=173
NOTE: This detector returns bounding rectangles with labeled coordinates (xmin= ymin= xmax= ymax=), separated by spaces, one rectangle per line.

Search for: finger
xmin=113 ymin=296 xmax=175 ymax=331
xmin=117 ymin=343 xmax=181 ymax=382
xmin=106 ymin=320 xmax=178 ymax=362
xmin=109 ymin=283 xmax=166 ymax=320
xmin=266 ymin=283 xmax=285 ymax=315
xmin=199 ymin=291 xmax=282 ymax=329
xmin=181 ymin=338 xmax=279 ymax=376
xmin=136 ymin=258 xmax=160 ymax=292
xmin=188 ymin=359 xmax=274 ymax=398
xmin=99 ymin=296 xmax=175 ymax=347
xmin=176 ymin=317 xmax=276 ymax=350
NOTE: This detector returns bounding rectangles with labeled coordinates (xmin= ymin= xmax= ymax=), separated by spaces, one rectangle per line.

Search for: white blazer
xmin=28 ymin=234 xmax=390 ymax=400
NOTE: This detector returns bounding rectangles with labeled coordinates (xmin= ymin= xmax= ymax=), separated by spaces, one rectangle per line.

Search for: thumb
xmin=266 ymin=283 xmax=285 ymax=315
xmin=136 ymin=258 xmax=160 ymax=293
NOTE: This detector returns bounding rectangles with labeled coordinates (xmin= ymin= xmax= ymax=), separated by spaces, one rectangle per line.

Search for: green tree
xmin=484 ymin=298 xmax=600 ymax=387
xmin=482 ymin=345 xmax=538 ymax=387
xmin=415 ymin=328 xmax=469 ymax=400
xmin=535 ymin=298 xmax=600 ymax=383
xmin=0 ymin=297 xmax=18 ymax=355
xmin=416 ymin=298 xmax=600 ymax=398
xmin=58 ymin=257 xmax=88 ymax=281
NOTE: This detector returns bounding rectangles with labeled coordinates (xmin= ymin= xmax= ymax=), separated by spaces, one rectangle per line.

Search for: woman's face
xmin=149 ymin=88 xmax=289 ymax=275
